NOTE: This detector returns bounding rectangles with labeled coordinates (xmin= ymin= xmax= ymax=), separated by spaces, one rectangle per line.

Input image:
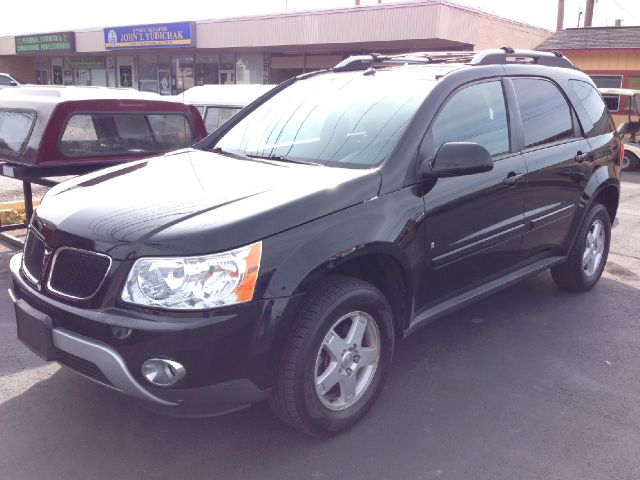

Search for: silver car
xmin=0 ymin=73 xmax=20 ymax=89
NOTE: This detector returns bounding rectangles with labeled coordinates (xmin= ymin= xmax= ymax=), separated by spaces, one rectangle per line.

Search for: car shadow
xmin=2 ymin=272 xmax=640 ymax=480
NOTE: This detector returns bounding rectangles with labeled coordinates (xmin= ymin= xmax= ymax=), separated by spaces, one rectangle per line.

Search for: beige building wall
xmin=0 ymin=1 xmax=552 ymax=57
xmin=563 ymin=51 xmax=640 ymax=71
xmin=192 ymin=1 xmax=551 ymax=52
xmin=436 ymin=3 xmax=551 ymax=50
xmin=0 ymin=37 xmax=15 ymax=55
xmin=75 ymin=30 xmax=106 ymax=53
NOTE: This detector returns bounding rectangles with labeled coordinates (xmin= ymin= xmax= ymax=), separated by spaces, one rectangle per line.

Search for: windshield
xmin=212 ymin=75 xmax=433 ymax=168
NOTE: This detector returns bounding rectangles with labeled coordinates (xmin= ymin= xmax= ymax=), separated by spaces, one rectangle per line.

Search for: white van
xmin=172 ymin=84 xmax=276 ymax=133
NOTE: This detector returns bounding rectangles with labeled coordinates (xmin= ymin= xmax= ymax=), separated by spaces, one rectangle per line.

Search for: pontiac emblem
xmin=40 ymin=248 xmax=53 ymax=282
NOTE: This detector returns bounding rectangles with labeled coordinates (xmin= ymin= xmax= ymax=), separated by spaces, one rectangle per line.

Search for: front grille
xmin=22 ymin=229 xmax=47 ymax=285
xmin=48 ymin=248 xmax=111 ymax=299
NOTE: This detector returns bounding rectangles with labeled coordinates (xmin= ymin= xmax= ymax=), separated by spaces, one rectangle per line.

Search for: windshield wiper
xmin=246 ymin=154 xmax=324 ymax=166
xmin=211 ymin=147 xmax=247 ymax=158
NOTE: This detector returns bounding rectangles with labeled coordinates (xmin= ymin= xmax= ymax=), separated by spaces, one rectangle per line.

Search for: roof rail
xmin=333 ymin=47 xmax=577 ymax=72
xmin=333 ymin=51 xmax=476 ymax=71
xmin=470 ymin=47 xmax=578 ymax=69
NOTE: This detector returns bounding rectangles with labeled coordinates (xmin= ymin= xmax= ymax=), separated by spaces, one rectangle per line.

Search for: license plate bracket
xmin=14 ymin=299 xmax=57 ymax=361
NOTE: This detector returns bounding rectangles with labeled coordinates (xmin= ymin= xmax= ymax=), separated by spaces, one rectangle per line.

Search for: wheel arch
xmin=581 ymin=165 xmax=620 ymax=222
xmin=298 ymin=247 xmax=413 ymax=337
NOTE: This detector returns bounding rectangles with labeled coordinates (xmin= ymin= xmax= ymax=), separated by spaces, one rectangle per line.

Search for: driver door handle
xmin=503 ymin=172 xmax=525 ymax=186
xmin=575 ymin=151 xmax=590 ymax=163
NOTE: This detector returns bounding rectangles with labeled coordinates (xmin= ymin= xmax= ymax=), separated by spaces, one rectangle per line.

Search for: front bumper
xmin=9 ymin=253 xmax=276 ymax=416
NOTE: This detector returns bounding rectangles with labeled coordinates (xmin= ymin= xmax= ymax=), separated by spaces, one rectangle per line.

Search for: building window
xmin=220 ymin=53 xmax=235 ymax=84
xmin=35 ymin=58 xmax=51 ymax=85
xmin=158 ymin=55 xmax=171 ymax=95
xmin=270 ymin=55 xmax=304 ymax=84
xmin=172 ymin=56 xmax=194 ymax=94
xmin=195 ymin=54 xmax=220 ymax=86
xmin=236 ymin=54 xmax=263 ymax=84
xmin=139 ymin=55 xmax=159 ymax=93
xmin=589 ymin=75 xmax=623 ymax=112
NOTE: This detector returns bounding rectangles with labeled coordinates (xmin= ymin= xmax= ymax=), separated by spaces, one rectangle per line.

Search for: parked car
xmin=0 ymin=73 xmax=20 ymax=89
xmin=598 ymin=87 xmax=640 ymax=170
xmin=0 ymin=85 xmax=207 ymax=169
xmin=9 ymin=49 xmax=620 ymax=436
xmin=171 ymin=84 xmax=276 ymax=133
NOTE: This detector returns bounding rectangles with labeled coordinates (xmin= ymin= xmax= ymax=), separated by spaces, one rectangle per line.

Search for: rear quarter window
xmin=59 ymin=113 xmax=195 ymax=157
xmin=570 ymin=80 xmax=613 ymax=137
xmin=0 ymin=109 xmax=36 ymax=156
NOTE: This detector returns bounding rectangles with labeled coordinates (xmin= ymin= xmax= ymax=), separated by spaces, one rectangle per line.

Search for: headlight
xmin=121 ymin=242 xmax=262 ymax=310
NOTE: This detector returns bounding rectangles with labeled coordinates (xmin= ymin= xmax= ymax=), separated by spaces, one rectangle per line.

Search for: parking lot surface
xmin=1 ymin=172 xmax=640 ymax=480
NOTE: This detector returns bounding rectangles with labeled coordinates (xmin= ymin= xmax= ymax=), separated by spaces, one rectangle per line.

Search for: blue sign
xmin=104 ymin=22 xmax=195 ymax=50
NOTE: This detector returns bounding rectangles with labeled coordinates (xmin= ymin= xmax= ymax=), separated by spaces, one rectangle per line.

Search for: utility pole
xmin=557 ymin=0 xmax=565 ymax=30
xmin=585 ymin=0 xmax=595 ymax=27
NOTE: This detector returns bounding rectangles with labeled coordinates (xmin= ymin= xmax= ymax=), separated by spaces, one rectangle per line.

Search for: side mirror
xmin=9 ymin=81 xmax=18 ymax=87
xmin=422 ymin=142 xmax=494 ymax=178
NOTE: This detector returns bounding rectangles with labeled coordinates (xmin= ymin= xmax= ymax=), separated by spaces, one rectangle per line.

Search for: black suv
xmin=9 ymin=49 xmax=620 ymax=436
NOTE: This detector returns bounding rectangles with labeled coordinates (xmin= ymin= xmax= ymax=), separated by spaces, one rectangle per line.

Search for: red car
xmin=0 ymin=86 xmax=207 ymax=169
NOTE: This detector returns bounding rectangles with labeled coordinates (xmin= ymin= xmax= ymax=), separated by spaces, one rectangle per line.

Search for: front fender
xmin=259 ymin=187 xmax=425 ymax=300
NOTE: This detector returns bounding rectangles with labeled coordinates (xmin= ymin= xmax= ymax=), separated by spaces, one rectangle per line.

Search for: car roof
xmin=0 ymin=85 xmax=162 ymax=103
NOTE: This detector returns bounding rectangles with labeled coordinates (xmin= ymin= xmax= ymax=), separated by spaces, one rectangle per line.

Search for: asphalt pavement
xmin=1 ymin=173 xmax=640 ymax=480
xmin=0 ymin=175 xmax=49 ymax=203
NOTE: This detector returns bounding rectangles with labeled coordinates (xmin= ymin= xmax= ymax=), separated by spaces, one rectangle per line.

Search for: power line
xmin=609 ymin=0 xmax=640 ymax=23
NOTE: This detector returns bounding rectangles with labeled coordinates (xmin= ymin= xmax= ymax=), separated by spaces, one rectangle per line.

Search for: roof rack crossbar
xmin=333 ymin=51 xmax=477 ymax=71
xmin=470 ymin=48 xmax=577 ymax=69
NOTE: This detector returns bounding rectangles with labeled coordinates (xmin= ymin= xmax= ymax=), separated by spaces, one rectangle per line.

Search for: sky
xmin=0 ymin=0 xmax=638 ymax=37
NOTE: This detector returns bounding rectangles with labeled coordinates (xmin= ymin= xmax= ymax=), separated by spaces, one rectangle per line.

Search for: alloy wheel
xmin=583 ymin=219 xmax=605 ymax=277
xmin=314 ymin=311 xmax=381 ymax=411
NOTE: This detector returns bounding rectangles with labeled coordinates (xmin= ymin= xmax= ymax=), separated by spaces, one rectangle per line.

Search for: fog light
xmin=142 ymin=358 xmax=186 ymax=387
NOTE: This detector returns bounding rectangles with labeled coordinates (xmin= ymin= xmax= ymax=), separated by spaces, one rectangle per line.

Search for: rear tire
xmin=551 ymin=203 xmax=610 ymax=292
xmin=269 ymin=275 xmax=395 ymax=436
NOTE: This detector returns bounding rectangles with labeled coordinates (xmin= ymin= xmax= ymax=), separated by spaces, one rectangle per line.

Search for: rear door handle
xmin=503 ymin=172 xmax=525 ymax=186
xmin=575 ymin=151 xmax=590 ymax=163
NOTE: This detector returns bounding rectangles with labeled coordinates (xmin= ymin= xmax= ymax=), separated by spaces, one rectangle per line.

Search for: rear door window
xmin=59 ymin=113 xmax=194 ymax=156
xmin=513 ymin=78 xmax=575 ymax=148
xmin=0 ymin=110 xmax=36 ymax=156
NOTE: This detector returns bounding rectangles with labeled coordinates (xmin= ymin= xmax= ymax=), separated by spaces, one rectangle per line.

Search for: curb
xmin=0 ymin=232 xmax=24 ymax=249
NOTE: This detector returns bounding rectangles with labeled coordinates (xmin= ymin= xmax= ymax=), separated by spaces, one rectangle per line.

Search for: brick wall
xmin=0 ymin=56 xmax=36 ymax=84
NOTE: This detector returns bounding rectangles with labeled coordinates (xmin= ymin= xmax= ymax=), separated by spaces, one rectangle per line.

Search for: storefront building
xmin=0 ymin=0 xmax=551 ymax=94
xmin=537 ymin=25 xmax=640 ymax=126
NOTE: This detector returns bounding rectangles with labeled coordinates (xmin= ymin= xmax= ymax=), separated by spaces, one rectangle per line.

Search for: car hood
xmin=34 ymin=149 xmax=381 ymax=259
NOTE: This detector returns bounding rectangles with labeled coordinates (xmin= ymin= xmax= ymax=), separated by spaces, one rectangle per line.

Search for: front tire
xmin=551 ymin=203 xmax=611 ymax=291
xmin=622 ymin=152 xmax=639 ymax=171
xmin=269 ymin=276 xmax=395 ymax=436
